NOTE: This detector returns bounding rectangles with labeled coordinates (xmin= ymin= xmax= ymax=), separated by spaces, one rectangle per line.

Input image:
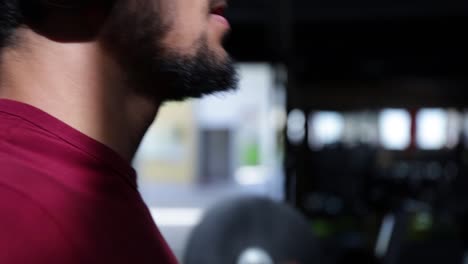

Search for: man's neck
xmin=0 ymin=29 xmax=160 ymax=162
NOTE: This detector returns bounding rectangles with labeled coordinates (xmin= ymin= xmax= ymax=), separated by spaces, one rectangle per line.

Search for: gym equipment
xmin=183 ymin=196 xmax=320 ymax=264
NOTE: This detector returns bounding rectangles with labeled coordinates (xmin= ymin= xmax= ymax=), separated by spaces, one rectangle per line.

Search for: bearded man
xmin=0 ymin=0 xmax=237 ymax=263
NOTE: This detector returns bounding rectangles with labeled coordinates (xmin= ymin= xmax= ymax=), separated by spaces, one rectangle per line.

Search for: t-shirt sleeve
xmin=0 ymin=184 xmax=77 ymax=264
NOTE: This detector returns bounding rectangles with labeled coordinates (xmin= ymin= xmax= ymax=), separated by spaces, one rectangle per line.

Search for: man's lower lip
xmin=211 ymin=14 xmax=230 ymax=27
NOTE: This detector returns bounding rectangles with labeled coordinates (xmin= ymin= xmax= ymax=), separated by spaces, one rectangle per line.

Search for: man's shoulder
xmin=0 ymin=157 xmax=78 ymax=224
xmin=0 ymin=180 xmax=61 ymax=228
xmin=0 ymin=181 xmax=80 ymax=264
xmin=0 ymin=161 xmax=68 ymax=229
xmin=0 ymin=153 xmax=61 ymax=193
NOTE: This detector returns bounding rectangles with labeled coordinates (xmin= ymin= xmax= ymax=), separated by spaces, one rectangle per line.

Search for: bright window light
xmin=379 ymin=109 xmax=411 ymax=150
xmin=309 ymin=112 xmax=344 ymax=149
xmin=416 ymin=109 xmax=447 ymax=150
xmin=234 ymin=166 xmax=268 ymax=185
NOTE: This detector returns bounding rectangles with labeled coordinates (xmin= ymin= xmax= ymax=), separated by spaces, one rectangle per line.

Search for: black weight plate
xmin=183 ymin=196 xmax=320 ymax=264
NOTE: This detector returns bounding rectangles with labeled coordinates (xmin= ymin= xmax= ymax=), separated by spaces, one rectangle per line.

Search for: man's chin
xmin=162 ymin=62 xmax=239 ymax=102
xmin=153 ymin=44 xmax=238 ymax=102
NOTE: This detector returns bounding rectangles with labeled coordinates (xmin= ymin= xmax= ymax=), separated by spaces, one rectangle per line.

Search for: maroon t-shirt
xmin=0 ymin=99 xmax=178 ymax=264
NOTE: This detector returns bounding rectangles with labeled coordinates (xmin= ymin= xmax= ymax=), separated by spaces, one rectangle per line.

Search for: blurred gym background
xmin=132 ymin=0 xmax=468 ymax=263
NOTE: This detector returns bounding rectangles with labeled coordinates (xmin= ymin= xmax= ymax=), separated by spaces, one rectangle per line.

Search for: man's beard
xmin=102 ymin=2 xmax=238 ymax=102
xmin=133 ymin=35 xmax=238 ymax=101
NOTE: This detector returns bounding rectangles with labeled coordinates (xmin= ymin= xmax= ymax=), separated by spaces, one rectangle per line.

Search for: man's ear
xmin=24 ymin=0 xmax=114 ymax=43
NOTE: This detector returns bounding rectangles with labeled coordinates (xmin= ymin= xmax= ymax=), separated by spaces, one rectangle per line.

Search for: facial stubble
xmin=103 ymin=1 xmax=238 ymax=103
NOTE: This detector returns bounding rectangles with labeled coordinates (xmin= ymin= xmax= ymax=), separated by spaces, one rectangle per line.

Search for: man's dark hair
xmin=0 ymin=0 xmax=50 ymax=50
xmin=0 ymin=0 xmax=24 ymax=49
